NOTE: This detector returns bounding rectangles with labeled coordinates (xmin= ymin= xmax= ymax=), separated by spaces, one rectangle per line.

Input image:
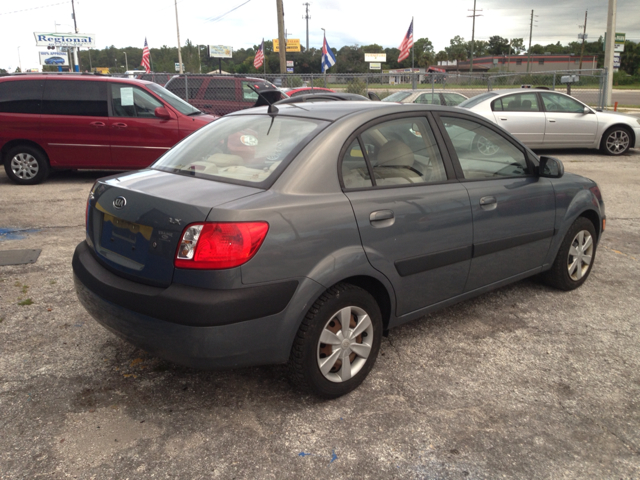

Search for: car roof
xmin=0 ymin=73 xmax=153 ymax=86
xmin=229 ymin=101 xmax=473 ymax=122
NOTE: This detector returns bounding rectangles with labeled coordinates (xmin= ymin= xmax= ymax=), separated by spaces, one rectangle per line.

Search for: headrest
xmin=377 ymin=140 xmax=414 ymax=167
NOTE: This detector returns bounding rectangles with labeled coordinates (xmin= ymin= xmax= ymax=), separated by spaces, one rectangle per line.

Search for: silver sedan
xmin=459 ymin=89 xmax=640 ymax=155
xmin=382 ymin=90 xmax=468 ymax=106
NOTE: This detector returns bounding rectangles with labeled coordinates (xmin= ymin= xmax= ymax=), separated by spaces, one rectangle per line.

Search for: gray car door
xmin=490 ymin=92 xmax=546 ymax=146
xmin=435 ymin=113 xmax=556 ymax=292
xmin=341 ymin=115 xmax=472 ymax=317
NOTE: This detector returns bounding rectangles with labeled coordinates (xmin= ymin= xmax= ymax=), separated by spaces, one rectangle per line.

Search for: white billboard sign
xmin=34 ymin=32 xmax=96 ymax=48
xmin=209 ymin=45 xmax=233 ymax=58
xmin=369 ymin=62 xmax=382 ymax=70
xmin=365 ymin=53 xmax=386 ymax=62
xmin=39 ymin=50 xmax=69 ymax=66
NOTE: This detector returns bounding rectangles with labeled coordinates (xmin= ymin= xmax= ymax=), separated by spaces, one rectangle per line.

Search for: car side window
xmin=492 ymin=93 xmax=540 ymax=112
xmin=0 ymin=80 xmax=43 ymax=114
xmin=440 ymin=116 xmax=530 ymax=179
xmin=359 ymin=117 xmax=448 ymax=186
xmin=415 ymin=93 xmax=441 ymax=105
xmin=110 ymin=84 xmax=163 ymax=118
xmin=242 ymin=82 xmax=259 ymax=102
xmin=341 ymin=139 xmax=373 ymax=189
xmin=42 ymin=80 xmax=108 ymax=117
xmin=443 ymin=93 xmax=466 ymax=106
xmin=540 ymin=92 xmax=584 ymax=113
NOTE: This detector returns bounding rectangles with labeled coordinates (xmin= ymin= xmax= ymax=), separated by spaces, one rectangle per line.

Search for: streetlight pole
xmin=603 ymin=0 xmax=617 ymax=107
xmin=17 ymin=47 xmax=22 ymax=72
xmin=174 ymin=0 xmax=184 ymax=74
xmin=71 ymin=0 xmax=80 ymax=72
xmin=124 ymin=52 xmax=128 ymax=72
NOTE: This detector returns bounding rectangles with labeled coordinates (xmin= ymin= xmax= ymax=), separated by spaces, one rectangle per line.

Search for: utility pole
xmin=302 ymin=3 xmax=310 ymax=51
xmin=526 ymin=10 xmax=537 ymax=73
xmin=71 ymin=0 xmax=80 ymax=71
xmin=578 ymin=10 xmax=588 ymax=70
xmin=467 ymin=0 xmax=482 ymax=72
xmin=604 ymin=0 xmax=617 ymax=106
xmin=276 ymin=0 xmax=287 ymax=74
xmin=174 ymin=0 xmax=184 ymax=74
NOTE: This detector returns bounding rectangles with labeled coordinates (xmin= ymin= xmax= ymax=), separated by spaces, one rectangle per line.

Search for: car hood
xmin=594 ymin=110 xmax=639 ymax=125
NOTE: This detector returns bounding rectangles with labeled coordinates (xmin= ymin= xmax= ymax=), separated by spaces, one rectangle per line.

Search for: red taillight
xmin=175 ymin=222 xmax=269 ymax=270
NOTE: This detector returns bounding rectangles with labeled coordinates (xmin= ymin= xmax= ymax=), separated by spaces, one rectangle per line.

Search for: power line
xmin=205 ymin=0 xmax=252 ymax=24
xmin=0 ymin=1 xmax=69 ymax=15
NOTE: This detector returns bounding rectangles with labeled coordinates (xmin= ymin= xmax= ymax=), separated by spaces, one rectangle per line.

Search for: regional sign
xmin=209 ymin=45 xmax=233 ymax=58
xmin=39 ymin=50 xmax=69 ymax=66
xmin=34 ymin=32 xmax=96 ymax=48
xmin=273 ymin=39 xmax=301 ymax=53
xmin=365 ymin=53 xmax=386 ymax=62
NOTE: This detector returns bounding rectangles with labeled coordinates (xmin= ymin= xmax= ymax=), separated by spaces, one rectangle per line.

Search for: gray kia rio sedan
xmin=73 ymin=101 xmax=605 ymax=398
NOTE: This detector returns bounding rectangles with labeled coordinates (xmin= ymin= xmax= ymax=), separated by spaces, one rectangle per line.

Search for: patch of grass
xmin=0 ymin=317 xmax=4 ymax=323
xmin=50 ymin=280 xmax=57 ymax=285
xmin=18 ymin=298 xmax=33 ymax=306
xmin=21 ymin=285 xmax=29 ymax=294
xmin=14 ymin=281 xmax=21 ymax=287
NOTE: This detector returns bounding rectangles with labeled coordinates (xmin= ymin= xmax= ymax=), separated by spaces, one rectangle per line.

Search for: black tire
xmin=288 ymin=283 xmax=383 ymax=398
xmin=4 ymin=145 xmax=50 ymax=185
xmin=600 ymin=126 xmax=632 ymax=156
xmin=542 ymin=217 xmax=597 ymax=291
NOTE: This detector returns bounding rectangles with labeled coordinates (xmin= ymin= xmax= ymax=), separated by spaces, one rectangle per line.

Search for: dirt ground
xmin=1 ymin=146 xmax=639 ymax=479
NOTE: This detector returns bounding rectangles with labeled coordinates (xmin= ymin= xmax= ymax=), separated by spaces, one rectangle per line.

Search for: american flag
xmin=321 ymin=36 xmax=336 ymax=73
xmin=141 ymin=38 xmax=151 ymax=73
xmin=397 ymin=19 xmax=414 ymax=63
xmin=254 ymin=39 xmax=264 ymax=69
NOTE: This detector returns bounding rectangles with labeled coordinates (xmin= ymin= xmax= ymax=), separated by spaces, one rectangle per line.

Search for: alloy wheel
xmin=568 ymin=230 xmax=593 ymax=281
xmin=605 ymin=130 xmax=630 ymax=154
xmin=476 ymin=135 xmax=500 ymax=156
xmin=10 ymin=153 xmax=39 ymax=180
xmin=317 ymin=306 xmax=374 ymax=383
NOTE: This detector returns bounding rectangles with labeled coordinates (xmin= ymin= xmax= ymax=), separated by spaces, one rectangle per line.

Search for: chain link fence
xmin=137 ymin=69 xmax=606 ymax=115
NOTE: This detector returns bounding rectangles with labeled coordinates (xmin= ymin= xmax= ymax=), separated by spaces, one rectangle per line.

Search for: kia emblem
xmin=113 ymin=196 xmax=127 ymax=209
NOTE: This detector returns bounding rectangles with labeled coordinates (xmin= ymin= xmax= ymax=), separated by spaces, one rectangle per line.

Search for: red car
xmin=285 ymin=87 xmax=335 ymax=97
xmin=0 ymin=74 xmax=216 ymax=185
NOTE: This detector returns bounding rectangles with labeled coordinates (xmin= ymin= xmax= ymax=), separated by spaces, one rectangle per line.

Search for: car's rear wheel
xmin=288 ymin=283 xmax=382 ymax=398
xmin=4 ymin=145 xmax=50 ymax=185
xmin=542 ymin=217 xmax=597 ymax=291
xmin=472 ymin=134 xmax=500 ymax=156
xmin=600 ymin=126 xmax=632 ymax=155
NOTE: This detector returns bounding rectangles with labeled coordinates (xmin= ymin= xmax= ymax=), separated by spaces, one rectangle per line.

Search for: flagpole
xmin=263 ymin=39 xmax=266 ymax=76
xmin=321 ymin=28 xmax=326 ymax=88
xmin=411 ymin=17 xmax=414 ymax=70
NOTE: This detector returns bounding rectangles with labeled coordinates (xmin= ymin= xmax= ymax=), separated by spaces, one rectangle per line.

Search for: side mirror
xmin=583 ymin=106 xmax=592 ymax=115
xmin=154 ymin=107 xmax=172 ymax=120
xmin=539 ymin=156 xmax=564 ymax=178
xmin=368 ymin=91 xmax=381 ymax=101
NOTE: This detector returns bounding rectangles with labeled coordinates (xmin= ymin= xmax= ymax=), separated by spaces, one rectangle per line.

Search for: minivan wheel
xmin=4 ymin=145 xmax=50 ymax=185
xmin=288 ymin=283 xmax=382 ymax=398
xmin=542 ymin=217 xmax=597 ymax=291
xmin=600 ymin=126 xmax=631 ymax=155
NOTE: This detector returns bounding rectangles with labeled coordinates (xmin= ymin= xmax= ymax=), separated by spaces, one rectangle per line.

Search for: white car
xmin=458 ymin=89 xmax=640 ymax=155
xmin=382 ymin=90 xmax=468 ymax=106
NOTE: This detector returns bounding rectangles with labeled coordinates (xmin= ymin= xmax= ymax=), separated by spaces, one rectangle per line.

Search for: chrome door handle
xmin=499 ymin=117 xmax=507 ymax=121
xmin=90 ymin=121 xmax=106 ymax=127
xmin=548 ymin=119 xmax=556 ymax=123
xmin=112 ymin=122 xmax=128 ymax=128
xmin=369 ymin=210 xmax=395 ymax=228
xmin=479 ymin=196 xmax=497 ymax=210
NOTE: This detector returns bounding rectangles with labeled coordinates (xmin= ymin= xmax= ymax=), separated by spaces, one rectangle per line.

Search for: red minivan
xmin=0 ymin=74 xmax=216 ymax=185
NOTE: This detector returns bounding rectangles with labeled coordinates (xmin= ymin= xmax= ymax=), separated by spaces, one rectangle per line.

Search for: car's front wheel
xmin=4 ymin=145 xmax=50 ymax=185
xmin=600 ymin=126 xmax=632 ymax=155
xmin=289 ymin=283 xmax=382 ymax=398
xmin=542 ymin=217 xmax=597 ymax=291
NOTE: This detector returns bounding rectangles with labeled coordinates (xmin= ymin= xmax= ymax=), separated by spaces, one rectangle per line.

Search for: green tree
xmin=487 ymin=36 xmax=510 ymax=55
xmin=445 ymin=36 xmax=467 ymax=62
xmin=435 ymin=50 xmax=448 ymax=63
xmin=414 ymin=37 xmax=435 ymax=67
xmin=510 ymin=38 xmax=525 ymax=54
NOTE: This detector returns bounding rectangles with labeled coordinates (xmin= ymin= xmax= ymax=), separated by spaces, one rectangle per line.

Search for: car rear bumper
xmin=73 ymin=241 xmax=310 ymax=369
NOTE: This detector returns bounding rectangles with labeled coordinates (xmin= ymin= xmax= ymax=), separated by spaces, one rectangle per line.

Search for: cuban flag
xmin=321 ymin=36 xmax=337 ymax=73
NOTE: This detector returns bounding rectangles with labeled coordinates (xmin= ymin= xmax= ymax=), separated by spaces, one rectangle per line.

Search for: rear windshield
xmin=152 ymin=114 xmax=329 ymax=187
xmin=457 ymin=92 xmax=498 ymax=109
xmin=146 ymin=82 xmax=200 ymax=115
xmin=381 ymin=91 xmax=413 ymax=102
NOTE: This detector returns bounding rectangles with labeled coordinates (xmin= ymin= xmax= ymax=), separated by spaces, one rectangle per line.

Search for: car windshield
xmin=382 ymin=91 xmax=413 ymax=102
xmin=152 ymin=114 xmax=329 ymax=187
xmin=458 ymin=92 xmax=498 ymax=109
xmin=146 ymin=83 xmax=201 ymax=115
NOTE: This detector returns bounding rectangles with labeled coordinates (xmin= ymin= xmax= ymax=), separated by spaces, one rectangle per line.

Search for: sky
xmin=2 ymin=0 xmax=639 ymax=72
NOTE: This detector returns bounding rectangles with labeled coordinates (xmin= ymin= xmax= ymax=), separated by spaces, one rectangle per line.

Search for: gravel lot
xmin=1 ymin=146 xmax=639 ymax=479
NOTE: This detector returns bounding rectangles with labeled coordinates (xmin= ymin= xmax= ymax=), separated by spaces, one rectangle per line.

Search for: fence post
xmin=185 ymin=74 xmax=189 ymax=102
xmin=552 ymin=72 xmax=556 ymax=91
xmin=487 ymin=75 xmax=492 ymax=92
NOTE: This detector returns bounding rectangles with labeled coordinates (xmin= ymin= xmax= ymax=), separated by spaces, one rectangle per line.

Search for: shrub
xmin=345 ymin=78 xmax=367 ymax=96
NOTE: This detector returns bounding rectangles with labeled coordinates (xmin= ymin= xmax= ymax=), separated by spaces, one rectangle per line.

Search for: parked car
xmin=275 ymin=92 xmax=370 ymax=104
xmin=0 ymin=74 xmax=216 ymax=185
xmin=44 ymin=57 xmax=66 ymax=65
xmin=458 ymin=89 xmax=640 ymax=155
xmin=285 ymin=87 xmax=335 ymax=97
xmin=73 ymin=102 xmax=605 ymax=398
xmin=164 ymin=75 xmax=286 ymax=116
xmin=382 ymin=90 xmax=468 ymax=106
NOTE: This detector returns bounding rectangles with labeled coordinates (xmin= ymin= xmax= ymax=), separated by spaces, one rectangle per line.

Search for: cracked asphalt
xmin=1 ymin=146 xmax=639 ymax=479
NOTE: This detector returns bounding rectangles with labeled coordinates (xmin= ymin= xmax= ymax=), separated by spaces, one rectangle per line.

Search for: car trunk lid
xmin=87 ymin=169 xmax=262 ymax=287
